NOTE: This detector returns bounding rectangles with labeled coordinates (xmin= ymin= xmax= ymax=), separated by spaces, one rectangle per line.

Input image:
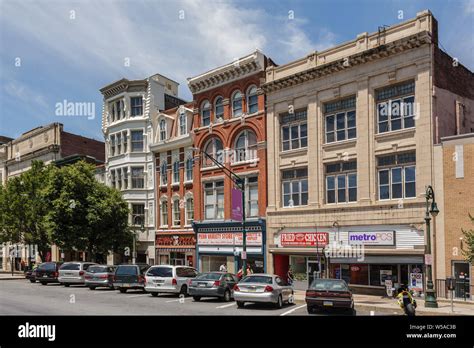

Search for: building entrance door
xmin=307 ymin=259 xmax=321 ymax=287
xmin=452 ymin=261 xmax=471 ymax=299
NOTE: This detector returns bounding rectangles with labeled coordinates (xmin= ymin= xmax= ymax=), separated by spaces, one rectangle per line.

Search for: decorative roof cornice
xmin=263 ymin=31 xmax=432 ymax=94
xmin=100 ymin=78 xmax=148 ymax=99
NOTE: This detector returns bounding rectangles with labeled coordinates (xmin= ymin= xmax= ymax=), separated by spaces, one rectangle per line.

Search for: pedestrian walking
xmin=219 ymin=263 xmax=227 ymax=272
xmin=287 ymin=267 xmax=294 ymax=286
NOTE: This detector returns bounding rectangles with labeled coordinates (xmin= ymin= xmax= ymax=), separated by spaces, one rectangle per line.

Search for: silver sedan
xmin=233 ymin=273 xmax=294 ymax=309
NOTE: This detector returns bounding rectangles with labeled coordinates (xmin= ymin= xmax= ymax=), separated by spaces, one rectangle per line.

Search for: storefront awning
xmin=269 ymin=247 xmax=326 ymax=255
xmin=329 ymin=255 xmax=424 ymax=264
xmin=157 ymin=248 xmax=195 ymax=253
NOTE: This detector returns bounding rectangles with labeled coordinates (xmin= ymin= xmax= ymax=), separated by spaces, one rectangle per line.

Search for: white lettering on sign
xmin=348 ymin=231 xmax=395 ymax=246
xmin=280 ymin=232 xmax=328 ymax=247
xmin=197 ymin=232 xmax=262 ymax=246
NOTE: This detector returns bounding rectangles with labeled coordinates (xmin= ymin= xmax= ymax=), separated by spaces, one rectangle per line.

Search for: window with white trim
xmin=377 ymin=81 xmax=415 ymax=133
xmin=234 ymin=130 xmax=257 ymax=163
xmin=160 ymin=200 xmax=168 ymax=227
xmin=123 ymin=167 xmax=128 ymax=189
xmin=325 ymin=161 xmax=357 ymax=204
xmin=122 ymin=131 xmax=128 ymax=153
xmin=117 ymin=168 xmax=122 ymax=190
xmin=204 ymin=181 xmax=224 ymax=220
xmin=245 ymin=176 xmax=259 ymax=217
xmin=130 ymin=96 xmax=143 ymax=117
xmin=159 ymin=119 xmax=167 ymax=141
xmin=247 ymin=85 xmax=258 ymax=114
xmin=201 ymin=100 xmax=211 ymax=126
xmin=232 ymin=91 xmax=242 ymax=117
xmin=185 ymin=156 xmax=193 ymax=181
xmin=111 ymin=169 xmax=116 ymax=188
xmin=132 ymin=204 xmax=145 ymax=225
xmin=214 ymin=96 xmax=224 ymax=120
xmin=185 ymin=197 xmax=194 ymax=225
xmin=172 ymin=159 xmax=180 ymax=184
xmin=110 ymin=134 xmax=116 ymax=156
xmin=281 ymin=168 xmax=308 ymax=207
xmin=160 ymin=161 xmax=168 ymax=185
xmin=324 ymin=96 xmax=356 ymax=143
xmin=280 ymin=109 xmax=307 ymax=151
xmin=116 ymin=133 xmax=122 ymax=154
xmin=179 ymin=111 xmax=187 ymax=135
xmin=131 ymin=167 xmax=144 ymax=189
xmin=131 ymin=130 xmax=144 ymax=152
xmin=203 ymin=138 xmax=223 ymax=167
xmin=377 ymin=152 xmax=416 ymax=200
xmin=172 ymin=198 xmax=181 ymax=226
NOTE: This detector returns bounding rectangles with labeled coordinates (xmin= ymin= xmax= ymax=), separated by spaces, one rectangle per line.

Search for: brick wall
xmin=60 ymin=131 xmax=105 ymax=162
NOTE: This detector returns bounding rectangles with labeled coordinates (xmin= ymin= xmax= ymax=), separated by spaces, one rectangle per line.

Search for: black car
xmin=189 ymin=272 xmax=239 ymax=302
xmin=35 ymin=262 xmax=63 ymax=285
xmin=113 ymin=264 xmax=150 ymax=293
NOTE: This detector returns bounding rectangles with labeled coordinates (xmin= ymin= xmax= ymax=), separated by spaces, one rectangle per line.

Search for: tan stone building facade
xmin=263 ymin=11 xmax=474 ymax=293
xmin=434 ymin=133 xmax=474 ymax=299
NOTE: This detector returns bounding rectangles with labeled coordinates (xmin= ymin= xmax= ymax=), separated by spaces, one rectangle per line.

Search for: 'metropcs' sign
xmin=348 ymin=231 xmax=395 ymax=246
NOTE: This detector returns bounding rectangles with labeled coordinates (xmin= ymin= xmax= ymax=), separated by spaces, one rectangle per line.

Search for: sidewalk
xmin=0 ymin=272 xmax=24 ymax=280
xmin=294 ymin=290 xmax=474 ymax=315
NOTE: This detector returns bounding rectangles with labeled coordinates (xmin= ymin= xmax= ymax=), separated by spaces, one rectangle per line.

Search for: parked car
xmin=114 ymin=264 xmax=150 ymax=293
xmin=58 ymin=262 xmax=97 ymax=287
xmin=305 ymin=278 xmax=355 ymax=315
xmin=144 ymin=265 xmax=198 ymax=296
xmin=35 ymin=262 xmax=63 ymax=285
xmin=84 ymin=265 xmax=117 ymax=290
xmin=189 ymin=272 xmax=238 ymax=302
xmin=233 ymin=274 xmax=294 ymax=309
xmin=24 ymin=266 xmax=37 ymax=283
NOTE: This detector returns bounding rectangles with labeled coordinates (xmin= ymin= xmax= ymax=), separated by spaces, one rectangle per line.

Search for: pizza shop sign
xmin=280 ymin=232 xmax=329 ymax=247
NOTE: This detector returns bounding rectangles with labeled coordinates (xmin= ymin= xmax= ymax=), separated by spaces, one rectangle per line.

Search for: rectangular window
xmin=160 ymin=201 xmax=168 ymax=227
xmin=324 ymin=96 xmax=356 ymax=143
xmin=148 ymin=202 xmax=154 ymax=226
xmin=111 ymin=169 xmax=116 ymax=188
xmin=132 ymin=204 xmax=145 ymax=225
xmin=325 ymin=161 xmax=357 ymax=204
xmin=376 ymin=81 xmax=415 ymax=133
xmin=131 ymin=167 xmax=144 ymax=189
xmin=123 ymin=131 xmax=128 ymax=153
xmin=173 ymin=161 xmax=180 ymax=184
xmin=280 ymin=109 xmax=307 ymax=151
xmin=131 ymin=96 xmax=143 ymax=117
xmin=186 ymin=198 xmax=194 ymax=225
xmin=179 ymin=113 xmax=187 ymax=135
xmin=123 ymin=167 xmax=128 ymax=189
xmin=173 ymin=199 xmax=181 ymax=226
xmin=281 ymin=168 xmax=308 ymax=207
xmin=116 ymin=133 xmax=122 ymax=155
xmin=117 ymin=168 xmax=122 ymax=190
xmin=110 ymin=135 xmax=115 ymax=156
xmin=377 ymin=152 xmax=416 ymax=200
xmin=131 ymin=130 xmax=144 ymax=152
xmin=248 ymin=95 xmax=258 ymax=114
xmin=246 ymin=176 xmax=259 ymax=217
xmin=204 ymin=181 xmax=224 ymax=220
xmin=185 ymin=158 xmax=193 ymax=181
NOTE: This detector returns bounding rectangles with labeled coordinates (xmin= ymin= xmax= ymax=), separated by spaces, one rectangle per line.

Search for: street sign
xmin=241 ymin=251 xmax=247 ymax=260
xmin=424 ymin=254 xmax=433 ymax=265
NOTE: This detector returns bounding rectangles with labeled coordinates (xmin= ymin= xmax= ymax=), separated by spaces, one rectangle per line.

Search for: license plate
xmin=248 ymin=288 xmax=257 ymax=292
xmin=198 ymin=283 xmax=206 ymax=287
xmin=43 ymin=275 xmax=47 ymax=278
xmin=123 ymin=283 xmax=130 ymax=288
xmin=323 ymin=301 xmax=333 ymax=306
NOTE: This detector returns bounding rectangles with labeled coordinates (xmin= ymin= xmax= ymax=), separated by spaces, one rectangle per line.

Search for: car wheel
xmin=151 ymin=292 xmax=158 ymax=297
xmin=275 ymin=295 xmax=283 ymax=309
xmin=236 ymin=301 xmax=245 ymax=308
xmin=119 ymin=288 xmax=127 ymax=293
xmin=40 ymin=282 xmax=47 ymax=286
xmin=89 ymin=286 xmax=96 ymax=290
xmin=29 ymin=279 xmax=36 ymax=283
xmin=193 ymin=296 xmax=201 ymax=302
xmin=64 ymin=284 xmax=70 ymax=287
xmin=179 ymin=285 xmax=188 ymax=296
xmin=223 ymin=290 xmax=231 ymax=302
xmin=307 ymin=306 xmax=315 ymax=314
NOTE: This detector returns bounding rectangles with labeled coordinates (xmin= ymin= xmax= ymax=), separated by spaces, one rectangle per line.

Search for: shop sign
xmin=424 ymin=254 xmax=433 ymax=265
xmin=280 ymin=232 xmax=328 ymax=247
xmin=348 ymin=231 xmax=395 ymax=246
xmin=409 ymin=273 xmax=423 ymax=291
xmin=197 ymin=232 xmax=262 ymax=246
xmin=380 ymin=270 xmax=392 ymax=284
xmin=156 ymin=235 xmax=196 ymax=247
xmin=350 ymin=266 xmax=360 ymax=272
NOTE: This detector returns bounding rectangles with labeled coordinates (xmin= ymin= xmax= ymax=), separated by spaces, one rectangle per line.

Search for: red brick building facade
xmin=187 ymin=50 xmax=275 ymax=274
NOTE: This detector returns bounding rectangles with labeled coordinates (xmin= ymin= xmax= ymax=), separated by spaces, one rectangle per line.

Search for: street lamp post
xmin=192 ymin=148 xmax=248 ymax=277
xmin=133 ymin=216 xmax=145 ymax=264
xmin=424 ymin=185 xmax=439 ymax=308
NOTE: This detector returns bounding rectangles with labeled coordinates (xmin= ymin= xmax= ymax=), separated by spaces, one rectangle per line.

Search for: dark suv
xmin=113 ymin=264 xmax=150 ymax=293
xmin=35 ymin=262 xmax=63 ymax=285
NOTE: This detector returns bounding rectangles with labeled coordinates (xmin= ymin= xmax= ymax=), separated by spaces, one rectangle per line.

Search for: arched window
xmin=201 ymin=100 xmax=211 ymax=126
xmin=247 ymin=85 xmax=258 ymax=114
xmin=185 ymin=196 xmax=194 ymax=225
xmin=234 ymin=130 xmax=257 ymax=162
xmin=172 ymin=197 xmax=181 ymax=226
xmin=214 ymin=96 xmax=224 ymax=120
xmin=185 ymin=156 xmax=193 ymax=181
xmin=160 ymin=199 xmax=168 ymax=227
xmin=173 ymin=159 xmax=180 ymax=183
xmin=179 ymin=111 xmax=187 ymax=135
xmin=232 ymin=91 xmax=242 ymax=117
xmin=203 ymin=138 xmax=223 ymax=167
xmin=160 ymin=160 xmax=168 ymax=185
xmin=159 ymin=119 xmax=167 ymax=141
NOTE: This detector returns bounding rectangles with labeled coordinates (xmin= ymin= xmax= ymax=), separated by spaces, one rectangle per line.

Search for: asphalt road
xmin=0 ymin=279 xmax=396 ymax=316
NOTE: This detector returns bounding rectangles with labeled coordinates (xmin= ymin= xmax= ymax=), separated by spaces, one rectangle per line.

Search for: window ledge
xmin=375 ymin=127 xmax=415 ymax=141
xmin=159 ymin=184 xmax=168 ymax=189
xmin=230 ymin=158 xmax=259 ymax=167
xmin=184 ymin=180 xmax=193 ymax=185
xmin=280 ymin=148 xmax=307 ymax=158
xmin=322 ymin=138 xmax=357 ymax=150
xmin=171 ymin=182 xmax=180 ymax=187
xmin=159 ymin=225 xmax=169 ymax=228
xmin=201 ymin=165 xmax=220 ymax=172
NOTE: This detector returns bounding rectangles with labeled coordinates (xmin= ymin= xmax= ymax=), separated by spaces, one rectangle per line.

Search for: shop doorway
xmin=307 ymin=259 xmax=321 ymax=287
xmin=452 ymin=261 xmax=471 ymax=299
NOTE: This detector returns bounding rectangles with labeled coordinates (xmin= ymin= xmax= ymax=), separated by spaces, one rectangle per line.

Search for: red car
xmin=305 ymin=278 xmax=355 ymax=315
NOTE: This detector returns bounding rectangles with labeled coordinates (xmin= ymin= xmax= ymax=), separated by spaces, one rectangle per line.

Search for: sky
xmin=0 ymin=0 xmax=473 ymax=141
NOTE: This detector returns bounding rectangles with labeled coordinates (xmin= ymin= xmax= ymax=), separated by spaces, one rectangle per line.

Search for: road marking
xmin=128 ymin=294 xmax=149 ymax=298
xmin=280 ymin=304 xmax=307 ymax=316
xmin=216 ymin=302 xmax=236 ymax=309
xmin=166 ymin=298 xmax=188 ymax=303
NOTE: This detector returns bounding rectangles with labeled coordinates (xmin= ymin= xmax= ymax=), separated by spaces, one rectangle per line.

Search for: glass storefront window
xmin=290 ymin=256 xmax=307 ymax=281
xmin=200 ymin=255 xmax=228 ymax=272
xmin=369 ymin=264 xmax=398 ymax=286
xmin=170 ymin=252 xmax=185 ymax=266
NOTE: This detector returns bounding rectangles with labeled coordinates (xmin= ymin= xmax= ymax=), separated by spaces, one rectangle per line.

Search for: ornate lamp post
xmin=424 ymin=185 xmax=439 ymax=308
xmin=133 ymin=216 xmax=145 ymax=264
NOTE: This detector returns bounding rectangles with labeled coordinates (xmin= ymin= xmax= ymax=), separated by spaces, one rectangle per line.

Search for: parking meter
xmin=446 ymin=277 xmax=455 ymax=291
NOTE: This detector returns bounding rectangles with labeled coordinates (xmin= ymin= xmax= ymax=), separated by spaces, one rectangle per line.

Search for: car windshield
xmin=87 ymin=266 xmax=108 ymax=273
xmin=195 ymin=273 xmax=221 ymax=280
xmin=147 ymin=267 xmax=172 ymax=277
xmin=60 ymin=263 xmax=80 ymax=271
xmin=116 ymin=266 xmax=137 ymax=275
xmin=310 ymin=279 xmax=349 ymax=291
xmin=240 ymin=276 xmax=273 ymax=284
xmin=39 ymin=263 xmax=56 ymax=271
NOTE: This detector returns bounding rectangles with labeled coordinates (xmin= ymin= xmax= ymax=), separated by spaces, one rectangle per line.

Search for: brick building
xmin=187 ymin=50 xmax=275 ymax=273
xmin=150 ymin=103 xmax=196 ymax=266
xmin=262 ymin=10 xmax=474 ymax=293
xmin=434 ymin=133 xmax=474 ymax=299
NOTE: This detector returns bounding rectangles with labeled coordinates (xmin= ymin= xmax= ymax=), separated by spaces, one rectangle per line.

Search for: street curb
xmin=0 ymin=277 xmax=24 ymax=281
xmin=354 ymin=303 xmax=468 ymax=316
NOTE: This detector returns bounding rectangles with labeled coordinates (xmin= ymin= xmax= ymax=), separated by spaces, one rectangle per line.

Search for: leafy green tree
xmin=0 ymin=161 xmax=53 ymax=260
xmin=46 ymin=161 xmax=132 ymax=262
xmin=462 ymin=214 xmax=474 ymax=263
